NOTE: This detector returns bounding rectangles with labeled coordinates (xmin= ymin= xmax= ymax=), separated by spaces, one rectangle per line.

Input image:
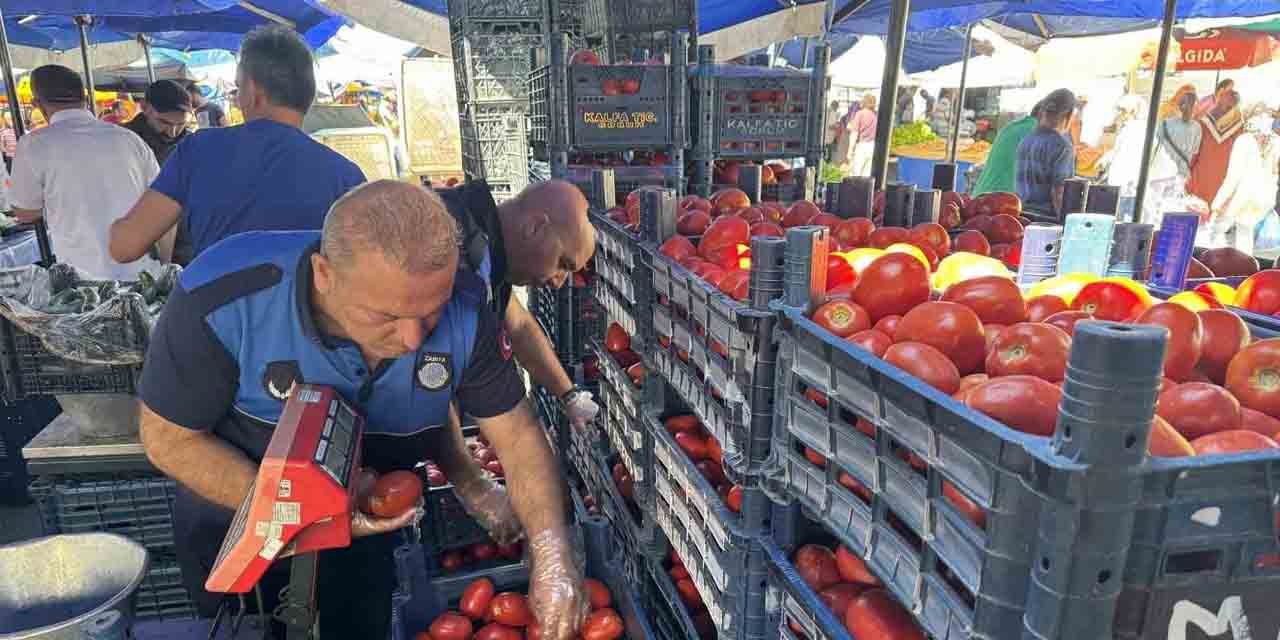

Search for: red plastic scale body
xmin=205 ymin=384 xmax=365 ymax=594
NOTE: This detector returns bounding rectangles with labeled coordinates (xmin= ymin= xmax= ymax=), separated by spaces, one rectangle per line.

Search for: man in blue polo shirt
xmin=136 ymin=181 xmax=587 ymax=639
xmin=108 ymin=25 xmax=366 ymax=264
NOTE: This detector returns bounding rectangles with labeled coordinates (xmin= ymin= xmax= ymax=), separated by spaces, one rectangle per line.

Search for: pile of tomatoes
xmin=438 ymin=540 xmax=526 ymax=575
xmin=420 ymin=576 xmax=624 ymax=640
xmin=662 ymin=549 xmax=717 ymax=640
xmin=662 ymin=414 xmax=744 ymax=514
xmin=603 ymin=323 xmax=646 ymax=387
xmin=787 ymin=543 xmax=923 ymax=640
xmin=712 ymin=160 xmax=798 ymax=188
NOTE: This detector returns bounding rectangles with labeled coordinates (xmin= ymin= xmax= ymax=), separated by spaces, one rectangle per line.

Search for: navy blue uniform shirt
xmin=150 ymin=119 xmax=366 ymax=259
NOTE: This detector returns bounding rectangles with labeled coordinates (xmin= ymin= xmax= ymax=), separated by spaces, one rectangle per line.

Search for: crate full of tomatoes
xmin=763 ymin=225 xmax=1280 ymax=639
xmin=690 ymin=62 xmax=825 ymax=159
xmin=710 ymin=159 xmax=811 ymax=204
xmin=1147 ymin=246 xmax=1280 ymax=336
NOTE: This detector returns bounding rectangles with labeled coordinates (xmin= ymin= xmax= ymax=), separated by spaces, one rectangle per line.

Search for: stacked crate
xmin=447 ymin=0 xmax=543 ymax=202
xmin=583 ymin=0 xmax=696 ymax=65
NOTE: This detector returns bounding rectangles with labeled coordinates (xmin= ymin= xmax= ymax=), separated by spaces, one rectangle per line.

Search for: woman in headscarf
xmin=1102 ymin=95 xmax=1148 ymax=220
xmin=1188 ymin=90 xmax=1245 ymax=208
xmin=1144 ymin=85 xmax=1200 ymax=224
xmin=1195 ymin=79 xmax=1233 ymax=119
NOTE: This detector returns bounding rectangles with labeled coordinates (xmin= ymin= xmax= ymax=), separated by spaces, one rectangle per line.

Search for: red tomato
xmin=838 ymin=471 xmax=872 ymax=502
xmin=665 ymin=415 xmax=699 ymax=433
xmin=669 ymin=565 xmax=689 ymax=580
xmin=813 ymin=300 xmax=873 ymax=338
xmin=827 ymin=254 xmax=858 ymax=292
xmin=835 ymin=545 xmax=880 ymax=586
xmin=893 ymin=302 xmax=987 ymax=375
xmin=985 ymin=322 xmax=1072 ymax=382
xmin=675 ymin=432 xmax=710 ymax=460
xmin=584 ymin=578 xmax=611 ymax=610
xmin=1198 ymin=309 xmax=1251 ymax=385
xmin=699 ymin=216 xmax=750 ymax=260
xmin=706 ymin=436 xmax=724 ymax=465
xmin=581 ymin=608 xmax=625 ymax=640
xmin=983 ymin=324 xmax=1007 ymax=358
xmin=793 ymin=544 xmax=842 ymax=591
xmin=625 ymin=362 xmax=646 ymax=386
xmin=884 ymin=342 xmax=962 ymax=394
xmin=819 ymin=583 xmax=867 ymax=618
xmin=737 ymin=207 xmax=767 ymax=225
xmin=488 ymin=593 xmax=535 ymax=627
xmin=569 ymin=49 xmax=601 ymax=65
xmin=677 ymin=210 xmax=712 ymax=236
xmin=986 ymin=214 xmax=1024 ymax=244
xmin=943 ymin=481 xmax=986 ymax=529
xmin=777 ymin=201 xmax=818 ymax=227
xmin=1072 ymin=281 xmax=1151 ymax=322
xmin=718 ymin=270 xmax=751 ymax=301
xmin=805 ymin=388 xmax=829 ymax=409
xmin=1135 ymin=303 xmax=1204 ymax=381
xmin=937 ymin=276 xmax=1027 ymax=326
xmin=425 ymin=468 xmax=447 ymax=487
xmin=959 ymin=373 xmax=990 ymax=393
xmin=844 ymin=590 xmax=925 ymax=640
xmin=467 ymin=542 xmax=498 ymax=562
xmin=847 ymin=329 xmax=893 ymax=357
xmin=675 ymin=578 xmax=703 ymax=608
xmin=472 ymin=623 xmax=522 ymax=640
xmin=803 ymin=447 xmax=827 ymax=468
xmin=605 ymin=323 xmax=630 ymax=353
xmin=1200 ymin=247 xmax=1260 ymax=277
xmin=660 ymin=236 xmax=698 ymax=263
xmin=750 ymin=222 xmax=784 ymax=237
xmin=1186 ymin=258 xmax=1215 ymax=279
xmin=1226 ymin=339 xmax=1280 ymax=419
xmin=440 ymin=550 xmax=464 ymax=573
xmin=953 ymin=230 xmax=990 ymax=255
xmin=711 ymin=189 xmax=751 ymax=217
xmin=1148 ymin=414 xmax=1195 ymax=457
xmin=1043 ymin=310 xmax=1093 ymax=336
xmin=613 ymin=350 xmax=641 ymax=369
xmin=868 ymin=227 xmax=910 ymax=249
xmin=873 ymin=315 xmax=902 ymax=336
xmin=428 ymin=612 xmax=473 ymax=640
xmin=852 ymin=254 xmax=932 ymax=322
xmin=909 ymin=222 xmax=951 ymax=256
xmin=1157 ymin=382 xmax=1241 ymax=440
xmin=696 ymin=460 xmax=726 ymax=485
xmin=939 ymin=202 xmax=962 ymax=229
xmin=1191 ymin=430 xmax=1280 ymax=455
xmin=460 ymin=578 xmax=496 ymax=619
xmin=1233 ymin=270 xmax=1280 ymax=316
xmin=1025 ymin=295 xmax=1069 ymax=322
xmin=811 ymin=213 xmax=845 ymax=228
xmin=496 ymin=542 xmax=522 ymax=559
xmin=834 ymin=218 xmax=876 ymax=248
xmin=1241 ymin=407 xmax=1280 ymax=436
xmin=726 ymin=485 xmax=743 ymax=512
xmin=679 ymin=195 xmax=712 ymax=213
xmin=362 ymin=471 xmax=423 ymax=518
xmin=964 ymin=375 xmax=1062 ymax=436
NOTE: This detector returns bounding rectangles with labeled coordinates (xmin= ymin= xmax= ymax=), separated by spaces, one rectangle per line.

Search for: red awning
xmin=1176 ymin=27 xmax=1278 ymax=71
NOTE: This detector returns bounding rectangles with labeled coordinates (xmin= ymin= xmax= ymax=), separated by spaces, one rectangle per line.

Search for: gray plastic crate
xmin=572 ymin=165 xmax=683 ymax=208
xmin=30 ymin=474 xmax=178 ymax=556
xmin=583 ymin=0 xmax=695 ymax=36
xmin=446 ymin=0 xmax=542 ymax=34
xmin=765 ymin=231 xmax=1280 ymax=640
xmin=568 ymin=64 xmax=685 ymax=148
xmin=0 ymin=317 xmax=140 ymax=401
xmin=134 ymin=555 xmax=199 ymax=621
xmin=459 ymin=103 xmax=530 ymax=185
xmin=452 ymin=33 xmax=543 ymax=104
xmin=761 ymin=535 xmax=858 ymax=640
xmin=691 ymin=63 xmax=824 ymax=158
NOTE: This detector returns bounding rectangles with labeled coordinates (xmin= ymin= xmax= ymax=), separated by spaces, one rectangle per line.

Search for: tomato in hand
xmin=581 ymin=608 xmax=625 ymax=640
xmin=1025 ymin=295 xmax=1069 ymax=323
xmin=884 ymin=342 xmax=962 ymax=394
xmin=428 ymin=612 xmax=473 ymax=640
xmin=793 ymin=544 xmax=842 ymax=591
xmin=488 ymin=592 xmax=535 ymax=627
xmin=1234 ymin=270 xmax=1280 ymax=315
xmin=985 ymin=322 xmax=1071 ymax=382
xmin=1197 ymin=309 xmax=1251 ymax=385
xmin=964 ymin=375 xmax=1062 ymax=437
xmin=844 ymin=590 xmax=925 ymax=640
xmin=1148 ymin=415 xmax=1195 ymax=457
xmin=362 ymin=471 xmax=422 ymax=518
xmin=1225 ymin=339 xmax=1280 ymax=419
xmin=813 ymin=300 xmax=872 ymax=338
xmin=1071 ymin=280 xmax=1151 ymax=322
xmin=1157 ymin=382 xmax=1241 ymax=440
xmin=1191 ymin=430 xmax=1280 ymax=455
xmin=893 ymin=301 xmax=987 ymax=375
xmin=940 ymin=276 xmax=1028 ymax=325
xmin=847 ymin=329 xmax=893 ymax=357
xmin=1043 ymin=310 xmax=1093 ymax=336
xmin=819 ymin=583 xmax=867 ymax=618
xmin=835 ymin=545 xmax=880 ymax=586
xmin=1135 ymin=303 xmax=1204 ymax=381
xmin=852 ymin=253 xmax=931 ymax=322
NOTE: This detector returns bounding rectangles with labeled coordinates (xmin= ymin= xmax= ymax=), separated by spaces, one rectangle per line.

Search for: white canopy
xmin=828 ymin=36 xmax=899 ymax=88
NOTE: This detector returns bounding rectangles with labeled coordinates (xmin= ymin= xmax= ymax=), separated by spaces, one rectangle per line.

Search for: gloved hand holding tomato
xmin=352 ymin=468 xmax=424 ymax=538
xmin=526 ymin=527 xmax=590 ymax=640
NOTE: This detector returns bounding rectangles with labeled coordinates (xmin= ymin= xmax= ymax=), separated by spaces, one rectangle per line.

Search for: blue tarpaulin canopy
xmin=0 ymin=1 xmax=237 ymax=16
xmin=765 ymin=28 xmax=987 ymax=74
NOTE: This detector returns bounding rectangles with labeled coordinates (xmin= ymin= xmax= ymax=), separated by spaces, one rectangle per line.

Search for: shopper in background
xmin=1145 ymin=86 xmax=1200 ymax=225
xmin=825 ymin=100 xmax=842 ymax=161
xmin=1195 ymin=78 xmax=1233 ymax=119
xmin=110 ymin=26 xmax=366 ymax=265
xmin=124 ymin=80 xmax=192 ymax=165
xmin=10 ymin=65 xmax=166 ymax=280
xmin=848 ymin=95 xmax=878 ymax=177
xmin=187 ymin=82 xmax=226 ymax=129
xmin=972 ymin=101 xmax=1041 ymax=196
xmin=100 ymin=100 xmax=128 ymax=125
xmin=1207 ymin=114 xmax=1273 ymax=253
xmin=1187 ymin=90 xmax=1244 ymax=211
xmin=1015 ymin=89 xmax=1077 ymax=214
xmin=1102 ymin=95 xmax=1148 ymax=220
xmin=0 ymin=112 xmax=16 ymax=172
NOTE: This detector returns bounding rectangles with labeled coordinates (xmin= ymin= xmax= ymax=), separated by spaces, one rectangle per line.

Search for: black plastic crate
xmin=691 ymin=64 xmax=824 ymax=158
xmin=531 ymin=278 xmax=600 ymax=365
xmin=446 ymin=0 xmax=542 ymax=34
xmin=567 ymin=64 xmax=686 ymax=148
xmin=30 ymin=473 xmax=178 ymax=556
xmin=767 ymin=236 xmax=1280 ymax=639
xmin=572 ymin=166 xmax=683 ymax=209
xmin=420 ymin=480 xmax=501 ymax=570
xmin=0 ymin=318 xmax=140 ymax=401
xmin=134 ymin=554 xmax=198 ymax=620
xmin=584 ymin=0 xmax=695 ymax=36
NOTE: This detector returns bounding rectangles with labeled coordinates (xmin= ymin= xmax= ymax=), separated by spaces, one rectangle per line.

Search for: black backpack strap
xmin=439 ymin=180 xmax=499 ymax=274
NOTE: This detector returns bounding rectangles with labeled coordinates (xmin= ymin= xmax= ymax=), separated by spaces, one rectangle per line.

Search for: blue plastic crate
xmin=768 ymin=297 xmax=1280 ymax=640
xmin=646 ymin=545 xmax=716 ymax=640
xmin=133 ymin=554 xmax=199 ymax=621
xmin=762 ymin=537 xmax=859 ymax=640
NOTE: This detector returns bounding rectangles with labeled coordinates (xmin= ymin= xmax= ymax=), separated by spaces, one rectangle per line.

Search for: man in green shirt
xmin=972 ymin=102 xmax=1041 ymax=195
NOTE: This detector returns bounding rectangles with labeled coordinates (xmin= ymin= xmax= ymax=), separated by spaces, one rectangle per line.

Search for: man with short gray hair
xmin=109 ymin=25 xmax=365 ymax=265
xmin=137 ymin=180 xmax=587 ymax=639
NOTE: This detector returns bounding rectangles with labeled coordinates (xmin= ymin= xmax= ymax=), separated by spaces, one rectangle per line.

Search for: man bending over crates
xmin=135 ymin=180 xmax=588 ymax=639
xmin=436 ymin=179 xmax=600 ymax=427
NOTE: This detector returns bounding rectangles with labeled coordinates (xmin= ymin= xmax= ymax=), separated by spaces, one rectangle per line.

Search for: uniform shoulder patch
xmin=416 ymin=352 xmax=453 ymax=391
xmin=263 ymin=361 xmax=303 ymax=401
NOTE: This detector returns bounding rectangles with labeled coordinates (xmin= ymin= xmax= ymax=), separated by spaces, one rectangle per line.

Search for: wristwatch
xmin=559 ymin=386 xmax=590 ymax=407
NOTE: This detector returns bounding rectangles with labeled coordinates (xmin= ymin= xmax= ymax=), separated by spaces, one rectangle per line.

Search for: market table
xmin=894 ymin=154 xmax=975 ymax=192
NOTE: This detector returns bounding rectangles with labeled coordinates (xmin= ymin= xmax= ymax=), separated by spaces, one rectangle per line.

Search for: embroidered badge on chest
xmin=263 ymin=361 xmax=303 ymax=401
xmin=416 ymin=352 xmax=453 ymax=391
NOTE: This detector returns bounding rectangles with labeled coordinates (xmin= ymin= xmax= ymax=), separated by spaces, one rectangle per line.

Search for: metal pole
xmin=0 ymin=9 xmax=55 ymax=266
xmin=947 ymin=24 xmax=974 ymax=163
xmin=1132 ymin=0 xmax=1177 ymax=223
xmin=140 ymin=35 xmax=156 ymax=84
xmin=870 ymin=0 xmax=911 ymax=189
xmin=76 ymin=15 xmax=97 ymax=116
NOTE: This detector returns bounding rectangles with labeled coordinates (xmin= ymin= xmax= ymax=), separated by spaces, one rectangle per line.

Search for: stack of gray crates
xmin=447 ymin=0 xmax=544 ymax=202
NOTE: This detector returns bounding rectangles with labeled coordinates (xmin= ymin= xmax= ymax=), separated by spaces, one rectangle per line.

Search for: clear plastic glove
xmin=350 ymin=468 xmax=424 ymax=539
xmin=526 ymin=528 xmax=589 ymax=640
xmin=451 ymin=471 xmax=525 ymax=545
xmin=563 ymin=391 xmax=600 ymax=430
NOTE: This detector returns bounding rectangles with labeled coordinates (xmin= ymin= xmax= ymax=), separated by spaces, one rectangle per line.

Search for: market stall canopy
xmin=93 ymin=60 xmax=196 ymax=92
xmin=828 ymin=35 xmax=894 ymax=87
xmin=767 ymin=29 xmax=996 ymax=74
xmin=907 ymin=24 xmax=1032 ymax=88
xmin=0 ymin=1 xmax=237 ymax=16
xmin=95 ymin=3 xmax=347 ymax=52
xmin=1175 ymin=26 xmax=1278 ymax=71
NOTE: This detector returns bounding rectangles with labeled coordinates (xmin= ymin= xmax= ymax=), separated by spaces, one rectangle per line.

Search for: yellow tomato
xmin=1167 ymin=291 xmax=1224 ymax=312
xmin=884 ymin=243 xmax=930 ymax=272
xmin=837 ymin=248 xmax=885 ymax=275
xmin=1024 ymin=273 xmax=1100 ymax=306
xmin=1194 ymin=282 xmax=1237 ymax=307
xmin=931 ymin=252 xmax=1013 ymax=291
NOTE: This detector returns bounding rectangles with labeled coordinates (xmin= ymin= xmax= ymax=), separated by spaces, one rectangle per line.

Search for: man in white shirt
xmin=10 ymin=65 xmax=167 ymax=280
